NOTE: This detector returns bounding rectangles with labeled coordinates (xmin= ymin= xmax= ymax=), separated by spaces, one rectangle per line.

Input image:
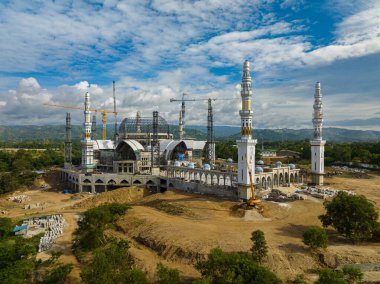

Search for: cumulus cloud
xmin=0 ymin=1 xmax=379 ymax=129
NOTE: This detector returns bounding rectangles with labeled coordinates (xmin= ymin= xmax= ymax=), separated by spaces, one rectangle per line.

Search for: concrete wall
xmin=166 ymin=178 xmax=238 ymax=199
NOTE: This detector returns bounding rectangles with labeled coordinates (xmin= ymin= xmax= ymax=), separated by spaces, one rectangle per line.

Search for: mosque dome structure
xmin=275 ymin=161 xmax=282 ymax=167
xmin=203 ymin=164 xmax=211 ymax=171
xmin=255 ymin=166 xmax=263 ymax=173
xmin=289 ymin=163 xmax=296 ymax=169
xmin=227 ymin=158 xmax=233 ymax=163
xmin=173 ymin=161 xmax=181 ymax=167
xmin=257 ymin=160 xmax=264 ymax=165
xmin=187 ymin=162 xmax=195 ymax=169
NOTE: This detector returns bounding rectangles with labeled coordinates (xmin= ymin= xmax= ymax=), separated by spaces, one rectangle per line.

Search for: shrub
xmin=316 ymin=268 xmax=345 ymax=284
xmin=195 ymin=248 xmax=280 ymax=284
xmin=156 ymin=263 xmax=180 ymax=284
xmin=342 ymin=265 xmax=363 ymax=284
xmin=319 ymin=191 xmax=379 ymax=242
xmin=302 ymin=227 xmax=328 ymax=249
xmin=250 ymin=230 xmax=268 ymax=263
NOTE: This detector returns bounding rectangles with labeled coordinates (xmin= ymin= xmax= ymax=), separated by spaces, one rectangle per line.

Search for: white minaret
xmin=310 ymin=82 xmax=326 ymax=185
xmin=81 ymin=92 xmax=95 ymax=172
xmin=236 ymin=60 xmax=257 ymax=200
xmin=179 ymin=110 xmax=183 ymax=141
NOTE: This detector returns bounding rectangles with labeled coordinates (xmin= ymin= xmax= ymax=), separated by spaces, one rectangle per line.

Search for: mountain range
xmin=0 ymin=125 xmax=379 ymax=142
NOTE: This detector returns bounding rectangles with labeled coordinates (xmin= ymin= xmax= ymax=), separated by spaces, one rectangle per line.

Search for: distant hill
xmin=0 ymin=125 xmax=379 ymax=142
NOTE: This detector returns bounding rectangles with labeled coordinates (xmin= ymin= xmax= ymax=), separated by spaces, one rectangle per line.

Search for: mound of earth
xmin=72 ymin=186 xmax=150 ymax=209
xmin=116 ymin=189 xmax=380 ymax=282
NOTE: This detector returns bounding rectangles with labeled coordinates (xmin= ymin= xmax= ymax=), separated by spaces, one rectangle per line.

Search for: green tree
xmin=342 ymin=265 xmax=363 ymax=284
xmin=156 ymin=263 xmax=180 ymax=284
xmin=319 ymin=192 xmax=379 ymax=242
xmin=41 ymin=264 xmax=73 ymax=284
xmin=0 ymin=218 xmax=13 ymax=239
xmin=316 ymin=268 xmax=345 ymax=284
xmin=81 ymin=239 xmax=148 ymax=284
xmin=195 ymin=248 xmax=280 ymax=284
xmin=250 ymin=230 xmax=268 ymax=263
xmin=292 ymin=274 xmax=308 ymax=284
xmin=302 ymin=227 xmax=328 ymax=249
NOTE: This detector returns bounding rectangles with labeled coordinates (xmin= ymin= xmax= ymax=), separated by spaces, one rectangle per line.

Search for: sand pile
xmin=73 ymin=186 xmax=150 ymax=209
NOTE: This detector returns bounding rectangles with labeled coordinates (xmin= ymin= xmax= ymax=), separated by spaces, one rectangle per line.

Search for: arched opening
xmin=295 ymin=173 xmax=298 ymax=183
xmin=95 ymin=179 xmax=104 ymax=184
xmin=274 ymin=174 xmax=278 ymax=186
xmin=120 ymin=180 xmax=129 ymax=185
xmin=279 ymin=173 xmax=284 ymax=185
xmin=133 ymin=180 xmax=142 ymax=185
xmin=170 ymin=141 xmax=188 ymax=161
xmin=107 ymin=179 xmax=117 ymax=191
xmin=290 ymin=173 xmax=294 ymax=183
xmin=83 ymin=179 xmax=91 ymax=184
xmin=285 ymin=172 xmax=289 ymax=184
xmin=168 ymin=183 xmax=174 ymax=188
xmin=115 ymin=140 xmax=143 ymax=160
xmin=267 ymin=177 xmax=272 ymax=189
xmin=262 ymin=177 xmax=266 ymax=189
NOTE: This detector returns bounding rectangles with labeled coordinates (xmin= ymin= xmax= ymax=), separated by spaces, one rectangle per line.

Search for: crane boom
xmin=43 ymin=103 xmax=118 ymax=140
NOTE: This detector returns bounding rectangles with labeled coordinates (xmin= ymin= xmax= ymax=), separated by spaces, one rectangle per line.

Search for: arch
xmin=146 ymin=180 xmax=155 ymax=185
xmin=256 ymin=177 xmax=260 ymax=185
xmin=83 ymin=179 xmax=91 ymax=184
xmin=266 ymin=176 xmax=272 ymax=189
xmin=262 ymin=177 xmax=267 ymax=189
xmin=274 ymin=174 xmax=278 ymax=186
xmin=295 ymin=173 xmax=298 ymax=183
xmin=133 ymin=180 xmax=142 ymax=185
xmin=120 ymin=179 xmax=129 ymax=185
xmin=115 ymin=140 xmax=144 ymax=160
xmin=168 ymin=183 xmax=174 ymax=188
xmin=279 ymin=173 xmax=284 ymax=185
xmin=95 ymin=179 xmax=104 ymax=184
xmin=108 ymin=179 xmax=116 ymax=185
xmin=290 ymin=173 xmax=294 ymax=183
xmin=285 ymin=172 xmax=289 ymax=183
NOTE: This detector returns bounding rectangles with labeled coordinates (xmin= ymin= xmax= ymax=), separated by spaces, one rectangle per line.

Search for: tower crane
xmin=44 ymin=103 xmax=118 ymax=140
xmin=170 ymin=95 xmax=239 ymax=165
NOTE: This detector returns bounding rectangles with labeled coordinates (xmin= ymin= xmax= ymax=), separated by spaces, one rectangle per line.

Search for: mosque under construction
xmin=60 ymin=61 xmax=325 ymax=200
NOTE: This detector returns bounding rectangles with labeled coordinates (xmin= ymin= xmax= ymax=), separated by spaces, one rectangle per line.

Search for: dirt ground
xmin=1 ymin=171 xmax=380 ymax=283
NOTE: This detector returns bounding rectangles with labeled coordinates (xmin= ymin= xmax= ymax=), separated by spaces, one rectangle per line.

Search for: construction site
xmin=1 ymin=60 xmax=379 ymax=283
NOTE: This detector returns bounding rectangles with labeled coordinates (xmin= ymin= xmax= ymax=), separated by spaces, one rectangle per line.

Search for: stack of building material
xmin=8 ymin=195 xmax=31 ymax=203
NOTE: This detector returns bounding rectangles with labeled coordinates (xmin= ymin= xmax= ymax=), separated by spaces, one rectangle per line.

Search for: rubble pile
xmin=8 ymin=195 xmax=31 ymax=203
xmin=263 ymin=189 xmax=304 ymax=202
xmin=22 ymin=215 xmax=65 ymax=252
xmin=296 ymin=186 xmax=355 ymax=199
xmin=331 ymin=165 xmax=366 ymax=173
xmin=23 ymin=202 xmax=48 ymax=210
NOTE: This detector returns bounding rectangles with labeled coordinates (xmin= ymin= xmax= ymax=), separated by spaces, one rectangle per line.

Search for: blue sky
xmin=0 ymin=0 xmax=379 ymax=130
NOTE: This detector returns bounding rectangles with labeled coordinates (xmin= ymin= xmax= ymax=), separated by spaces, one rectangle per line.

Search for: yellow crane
xmin=245 ymin=154 xmax=262 ymax=209
xmin=44 ymin=103 xmax=117 ymax=140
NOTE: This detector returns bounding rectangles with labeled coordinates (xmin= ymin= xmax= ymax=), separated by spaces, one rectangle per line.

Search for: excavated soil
xmin=72 ymin=186 xmax=150 ymax=209
xmin=1 ymin=171 xmax=380 ymax=282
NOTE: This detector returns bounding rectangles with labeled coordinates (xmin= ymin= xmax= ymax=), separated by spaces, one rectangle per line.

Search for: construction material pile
xmin=296 ymin=186 xmax=355 ymax=199
xmin=23 ymin=202 xmax=48 ymax=210
xmin=331 ymin=165 xmax=366 ymax=173
xmin=8 ymin=194 xmax=31 ymax=203
xmin=23 ymin=215 xmax=65 ymax=252
xmin=263 ymin=189 xmax=304 ymax=202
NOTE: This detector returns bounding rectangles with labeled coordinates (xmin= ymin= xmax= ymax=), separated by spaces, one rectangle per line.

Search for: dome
xmin=275 ymin=161 xmax=282 ymax=167
xmin=227 ymin=158 xmax=233 ymax=163
xmin=187 ymin=162 xmax=195 ymax=169
xmin=203 ymin=164 xmax=211 ymax=171
xmin=173 ymin=161 xmax=181 ymax=167
xmin=119 ymin=114 xmax=170 ymax=137
xmin=255 ymin=166 xmax=263 ymax=173
xmin=289 ymin=163 xmax=296 ymax=169
xmin=257 ymin=160 xmax=264 ymax=165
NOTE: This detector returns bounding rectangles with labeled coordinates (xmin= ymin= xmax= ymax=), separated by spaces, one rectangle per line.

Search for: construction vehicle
xmin=243 ymin=154 xmax=263 ymax=211
xmin=44 ymin=103 xmax=117 ymax=140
